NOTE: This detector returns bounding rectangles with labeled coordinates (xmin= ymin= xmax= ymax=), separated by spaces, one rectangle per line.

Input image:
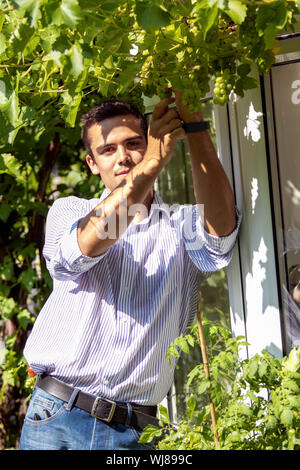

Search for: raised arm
xmin=175 ymin=90 xmax=237 ymax=237
xmin=77 ymin=97 xmax=184 ymax=257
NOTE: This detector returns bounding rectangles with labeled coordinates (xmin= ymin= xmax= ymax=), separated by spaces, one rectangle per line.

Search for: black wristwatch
xmin=182 ymin=121 xmax=210 ymax=133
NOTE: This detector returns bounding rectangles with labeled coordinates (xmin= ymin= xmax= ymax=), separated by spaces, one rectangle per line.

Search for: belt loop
xmin=125 ymin=403 xmax=132 ymax=426
xmin=66 ymin=388 xmax=79 ymax=411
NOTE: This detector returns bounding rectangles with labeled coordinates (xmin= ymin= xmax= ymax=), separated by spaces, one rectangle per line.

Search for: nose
xmin=117 ymin=145 xmax=131 ymax=165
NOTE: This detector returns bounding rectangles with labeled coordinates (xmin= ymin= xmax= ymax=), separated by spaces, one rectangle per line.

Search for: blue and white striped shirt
xmin=24 ymin=190 xmax=241 ymax=405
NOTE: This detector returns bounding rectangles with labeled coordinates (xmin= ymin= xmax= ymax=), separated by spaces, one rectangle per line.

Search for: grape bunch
xmin=213 ymin=70 xmax=234 ymax=105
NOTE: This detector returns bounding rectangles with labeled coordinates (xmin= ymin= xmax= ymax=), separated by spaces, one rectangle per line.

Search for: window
xmin=152 ymin=100 xmax=232 ymax=421
xmin=264 ymin=41 xmax=300 ymax=352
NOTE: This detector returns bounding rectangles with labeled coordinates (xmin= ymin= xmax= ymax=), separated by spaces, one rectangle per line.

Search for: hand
xmin=144 ymin=97 xmax=184 ymax=167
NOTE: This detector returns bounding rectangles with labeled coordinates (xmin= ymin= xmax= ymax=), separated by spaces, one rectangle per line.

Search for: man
xmin=19 ymin=91 xmax=240 ymax=450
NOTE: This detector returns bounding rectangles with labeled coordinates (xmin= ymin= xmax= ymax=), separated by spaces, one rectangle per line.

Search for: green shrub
xmin=140 ymin=320 xmax=300 ymax=450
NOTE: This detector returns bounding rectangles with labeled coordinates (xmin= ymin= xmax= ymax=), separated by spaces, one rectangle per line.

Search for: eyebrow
xmin=96 ymin=136 xmax=144 ymax=154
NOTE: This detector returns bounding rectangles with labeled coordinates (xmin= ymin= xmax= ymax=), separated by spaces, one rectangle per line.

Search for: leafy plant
xmin=140 ymin=319 xmax=300 ymax=450
xmin=0 ymin=0 xmax=299 ymax=142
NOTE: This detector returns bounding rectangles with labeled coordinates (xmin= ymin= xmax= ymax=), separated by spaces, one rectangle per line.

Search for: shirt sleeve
xmin=42 ymin=196 xmax=107 ymax=281
xmin=175 ymin=204 xmax=242 ymax=272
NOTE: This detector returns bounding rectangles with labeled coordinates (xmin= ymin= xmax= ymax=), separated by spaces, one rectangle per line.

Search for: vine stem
xmin=0 ymin=7 xmax=13 ymax=14
xmin=196 ymin=292 xmax=219 ymax=447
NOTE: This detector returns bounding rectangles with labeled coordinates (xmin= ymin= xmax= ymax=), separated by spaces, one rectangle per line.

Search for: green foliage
xmin=0 ymin=0 xmax=298 ymax=141
xmin=140 ymin=320 xmax=300 ymax=450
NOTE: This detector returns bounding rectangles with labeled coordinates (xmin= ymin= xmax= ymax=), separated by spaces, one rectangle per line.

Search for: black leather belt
xmin=37 ymin=375 xmax=160 ymax=431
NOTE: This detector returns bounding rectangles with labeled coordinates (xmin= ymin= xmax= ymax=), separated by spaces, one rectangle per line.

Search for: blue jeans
xmin=19 ymin=386 xmax=156 ymax=450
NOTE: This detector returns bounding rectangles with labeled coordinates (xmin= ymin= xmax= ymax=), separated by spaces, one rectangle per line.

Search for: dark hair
xmin=81 ymin=100 xmax=148 ymax=158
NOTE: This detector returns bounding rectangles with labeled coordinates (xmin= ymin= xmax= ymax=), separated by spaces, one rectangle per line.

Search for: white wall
xmin=215 ymin=73 xmax=284 ymax=360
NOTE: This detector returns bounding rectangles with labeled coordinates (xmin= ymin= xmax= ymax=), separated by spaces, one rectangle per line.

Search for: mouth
xmin=116 ymin=170 xmax=130 ymax=176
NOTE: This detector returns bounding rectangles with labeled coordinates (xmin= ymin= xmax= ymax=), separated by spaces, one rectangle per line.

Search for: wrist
xmin=181 ymin=110 xmax=203 ymax=123
xmin=142 ymin=154 xmax=164 ymax=174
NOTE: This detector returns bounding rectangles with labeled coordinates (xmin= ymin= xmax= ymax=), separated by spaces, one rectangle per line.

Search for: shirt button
xmin=103 ymin=379 xmax=109 ymax=385
xmin=127 ymin=254 xmax=133 ymax=259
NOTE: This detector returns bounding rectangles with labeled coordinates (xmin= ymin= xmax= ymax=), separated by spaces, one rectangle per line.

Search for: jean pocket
xmin=24 ymin=387 xmax=67 ymax=425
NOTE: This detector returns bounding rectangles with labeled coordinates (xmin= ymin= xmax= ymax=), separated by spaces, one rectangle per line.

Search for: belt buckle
xmin=91 ymin=397 xmax=116 ymax=423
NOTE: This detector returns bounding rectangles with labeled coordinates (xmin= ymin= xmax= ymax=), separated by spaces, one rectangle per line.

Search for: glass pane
xmin=153 ymin=100 xmax=232 ymax=421
xmin=269 ymin=61 xmax=300 ymax=350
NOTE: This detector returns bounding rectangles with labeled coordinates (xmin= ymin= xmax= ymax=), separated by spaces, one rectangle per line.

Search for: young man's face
xmin=85 ymin=114 xmax=147 ymax=193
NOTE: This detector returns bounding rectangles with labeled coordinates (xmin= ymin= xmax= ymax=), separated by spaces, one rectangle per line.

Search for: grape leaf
xmin=186 ymin=394 xmax=196 ymax=419
xmin=17 ymin=309 xmax=32 ymax=330
xmin=138 ymin=424 xmax=162 ymax=443
xmin=60 ymin=92 xmax=82 ymax=127
xmin=70 ymin=44 xmax=84 ymax=79
xmin=175 ymin=335 xmax=190 ymax=354
xmin=19 ymin=267 xmax=36 ymax=292
xmin=284 ymin=347 xmax=300 ymax=373
xmin=52 ymin=0 xmax=83 ymax=28
xmin=256 ymin=0 xmax=288 ymax=49
xmin=197 ymin=4 xmax=219 ymax=37
xmin=280 ymin=409 xmax=294 ymax=427
xmin=0 ymin=153 xmax=25 ymax=183
xmin=0 ymin=296 xmax=17 ymax=320
xmin=158 ymin=404 xmax=170 ymax=424
xmin=226 ymin=0 xmax=247 ymax=25
xmin=14 ymin=0 xmax=43 ymax=28
xmin=208 ymin=0 xmax=247 ymax=24
xmin=135 ymin=1 xmax=171 ymax=29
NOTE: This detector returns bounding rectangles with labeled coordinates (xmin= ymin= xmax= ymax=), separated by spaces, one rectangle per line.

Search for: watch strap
xmin=182 ymin=121 xmax=210 ymax=133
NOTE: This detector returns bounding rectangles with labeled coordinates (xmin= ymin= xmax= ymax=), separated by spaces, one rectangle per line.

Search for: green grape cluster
xmin=213 ymin=70 xmax=234 ymax=105
xmin=181 ymin=87 xmax=204 ymax=113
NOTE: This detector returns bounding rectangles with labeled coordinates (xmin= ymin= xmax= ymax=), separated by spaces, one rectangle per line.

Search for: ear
xmin=86 ymin=155 xmax=100 ymax=175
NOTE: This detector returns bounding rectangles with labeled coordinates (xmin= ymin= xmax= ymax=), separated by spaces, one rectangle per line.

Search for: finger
xmin=151 ymin=97 xmax=176 ymax=120
xmin=169 ymin=126 xmax=185 ymax=140
xmin=163 ymin=126 xmax=185 ymax=156
xmin=159 ymin=108 xmax=180 ymax=126
xmin=174 ymin=89 xmax=183 ymax=101
xmin=160 ymin=118 xmax=182 ymax=136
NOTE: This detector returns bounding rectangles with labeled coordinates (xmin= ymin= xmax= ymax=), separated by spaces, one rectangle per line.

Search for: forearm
xmin=187 ymin=130 xmax=237 ymax=237
xmin=78 ymin=157 xmax=161 ymax=257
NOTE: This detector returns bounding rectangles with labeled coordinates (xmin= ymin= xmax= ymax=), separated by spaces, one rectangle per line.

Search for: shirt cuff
xmin=181 ymin=205 xmax=242 ymax=255
xmin=53 ymin=219 xmax=107 ymax=275
xmin=201 ymin=207 xmax=242 ymax=255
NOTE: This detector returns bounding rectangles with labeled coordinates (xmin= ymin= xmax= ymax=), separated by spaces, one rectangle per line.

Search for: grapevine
xmin=0 ymin=0 xmax=298 ymax=133
xmin=124 ymin=0 xmax=299 ymax=110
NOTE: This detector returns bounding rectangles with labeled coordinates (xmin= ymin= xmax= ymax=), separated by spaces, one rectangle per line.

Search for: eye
xmin=102 ymin=146 xmax=115 ymax=154
xmin=127 ymin=140 xmax=142 ymax=149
